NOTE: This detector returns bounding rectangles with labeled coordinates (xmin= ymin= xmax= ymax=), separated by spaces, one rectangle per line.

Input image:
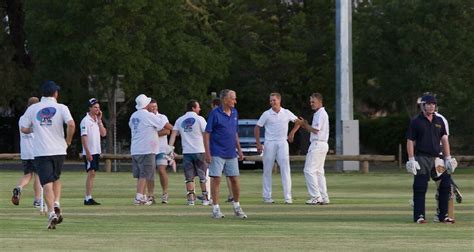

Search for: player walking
xmin=169 ymin=100 xmax=210 ymax=206
xmin=21 ymin=81 xmax=75 ymax=229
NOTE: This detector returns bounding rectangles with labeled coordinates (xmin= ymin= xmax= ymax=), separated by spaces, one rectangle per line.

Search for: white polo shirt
xmin=129 ymin=109 xmax=166 ymax=155
xmin=256 ymin=107 xmax=297 ymax=141
xmin=156 ymin=112 xmax=170 ymax=154
xmin=20 ymin=97 xmax=74 ymax=157
xmin=173 ymin=111 xmax=207 ymax=154
xmin=18 ymin=115 xmax=35 ymax=160
xmin=310 ymin=107 xmax=329 ymax=143
xmin=80 ymin=113 xmax=102 ymax=155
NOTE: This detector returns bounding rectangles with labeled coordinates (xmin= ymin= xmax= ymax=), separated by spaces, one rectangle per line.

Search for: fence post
xmin=105 ymin=159 xmax=112 ymax=173
xmin=361 ymin=161 xmax=369 ymax=174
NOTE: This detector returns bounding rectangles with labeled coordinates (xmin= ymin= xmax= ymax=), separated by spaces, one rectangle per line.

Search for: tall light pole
xmin=336 ymin=0 xmax=359 ymax=171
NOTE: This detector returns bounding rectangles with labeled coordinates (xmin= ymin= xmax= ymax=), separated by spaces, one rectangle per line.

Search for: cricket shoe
xmin=263 ymin=198 xmax=275 ymax=204
xmin=233 ymin=206 xmax=247 ymax=219
xmin=433 ymin=212 xmax=440 ymax=223
xmin=305 ymin=197 xmax=323 ymax=205
xmin=453 ymin=186 xmax=462 ymax=204
xmin=11 ymin=187 xmax=21 ymax=205
xmin=212 ymin=208 xmax=225 ymax=219
xmin=319 ymin=198 xmax=330 ymax=205
xmin=442 ymin=217 xmax=455 ymax=224
xmin=134 ymin=198 xmax=152 ymax=206
xmin=33 ymin=200 xmax=41 ymax=208
xmin=84 ymin=198 xmax=101 ymax=205
xmin=161 ymin=193 xmax=168 ymax=204
xmin=146 ymin=196 xmax=156 ymax=205
xmin=284 ymin=199 xmax=293 ymax=204
xmin=54 ymin=206 xmax=63 ymax=224
xmin=47 ymin=213 xmax=59 ymax=230
xmin=416 ymin=217 xmax=427 ymax=224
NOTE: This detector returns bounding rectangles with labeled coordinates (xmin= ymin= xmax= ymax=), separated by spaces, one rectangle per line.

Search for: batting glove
xmin=164 ymin=145 xmax=175 ymax=156
xmin=445 ymin=156 xmax=458 ymax=174
xmin=406 ymin=158 xmax=420 ymax=175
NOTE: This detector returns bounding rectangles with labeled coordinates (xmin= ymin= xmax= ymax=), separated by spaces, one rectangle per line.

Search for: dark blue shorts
xmin=34 ymin=155 xmax=65 ymax=186
xmin=22 ymin=160 xmax=36 ymax=174
xmin=83 ymin=154 xmax=101 ymax=172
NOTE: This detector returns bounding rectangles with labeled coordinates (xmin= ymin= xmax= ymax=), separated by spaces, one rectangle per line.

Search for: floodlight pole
xmin=336 ymin=0 xmax=359 ymax=171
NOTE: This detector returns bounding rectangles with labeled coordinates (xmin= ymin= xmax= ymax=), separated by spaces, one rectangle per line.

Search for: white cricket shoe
xmin=47 ymin=213 xmax=58 ymax=230
xmin=263 ymin=198 xmax=275 ymax=204
xmin=233 ymin=206 xmax=248 ymax=219
xmin=305 ymin=197 xmax=322 ymax=205
xmin=320 ymin=198 xmax=330 ymax=205
xmin=212 ymin=208 xmax=225 ymax=219
xmin=284 ymin=199 xmax=293 ymax=204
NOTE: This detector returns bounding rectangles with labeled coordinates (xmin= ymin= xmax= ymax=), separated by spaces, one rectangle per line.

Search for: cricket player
xmin=21 ymin=81 xmax=75 ymax=229
xmin=299 ymin=93 xmax=330 ymax=205
xmin=169 ymin=99 xmax=210 ymax=206
xmin=129 ymin=94 xmax=166 ymax=205
xmin=406 ymin=94 xmax=457 ymax=224
xmin=80 ymin=98 xmax=106 ymax=205
xmin=254 ymin=93 xmax=300 ymax=204
xmin=147 ymin=99 xmax=174 ymax=204
xmin=204 ymin=89 xmax=247 ymax=219
xmin=12 ymin=97 xmax=42 ymax=207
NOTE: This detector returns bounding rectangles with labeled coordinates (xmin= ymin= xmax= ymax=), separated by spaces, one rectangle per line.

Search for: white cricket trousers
xmin=262 ymin=140 xmax=292 ymax=201
xmin=304 ymin=141 xmax=329 ymax=200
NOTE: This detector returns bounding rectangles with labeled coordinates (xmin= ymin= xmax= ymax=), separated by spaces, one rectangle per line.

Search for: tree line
xmin=1 ymin=0 xmax=473 ymax=155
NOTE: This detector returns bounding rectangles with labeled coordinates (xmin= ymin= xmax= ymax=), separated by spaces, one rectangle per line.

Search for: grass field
xmin=0 ymin=167 xmax=473 ymax=251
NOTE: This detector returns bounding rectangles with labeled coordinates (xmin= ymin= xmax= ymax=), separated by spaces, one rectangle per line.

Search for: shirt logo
xmin=181 ymin=118 xmax=196 ymax=132
xmin=131 ymin=118 xmax=140 ymax=131
xmin=435 ymin=124 xmax=442 ymax=128
xmin=36 ymin=107 xmax=56 ymax=126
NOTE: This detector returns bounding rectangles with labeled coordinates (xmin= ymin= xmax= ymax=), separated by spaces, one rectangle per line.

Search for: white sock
xmin=54 ymin=201 xmax=60 ymax=208
xmin=85 ymin=195 xmax=92 ymax=201
xmin=233 ymin=201 xmax=240 ymax=208
xmin=136 ymin=193 xmax=144 ymax=200
xmin=212 ymin=204 xmax=220 ymax=210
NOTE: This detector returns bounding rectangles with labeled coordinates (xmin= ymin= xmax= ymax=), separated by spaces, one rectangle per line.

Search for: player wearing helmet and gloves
xmin=406 ymin=94 xmax=457 ymax=224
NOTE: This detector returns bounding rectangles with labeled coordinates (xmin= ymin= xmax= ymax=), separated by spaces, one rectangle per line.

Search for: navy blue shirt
xmin=406 ymin=113 xmax=447 ymax=157
xmin=205 ymin=106 xmax=238 ymax=158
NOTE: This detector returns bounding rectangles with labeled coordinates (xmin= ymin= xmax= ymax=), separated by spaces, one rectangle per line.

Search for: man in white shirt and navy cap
xmin=21 ymin=81 xmax=75 ymax=229
xmin=80 ymin=98 xmax=107 ymax=205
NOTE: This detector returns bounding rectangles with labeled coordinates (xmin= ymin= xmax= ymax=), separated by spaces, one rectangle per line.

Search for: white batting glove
xmin=445 ymin=156 xmax=458 ymax=174
xmin=164 ymin=145 xmax=175 ymax=156
xmin=406 ymin=158 xmax=420 ymax=175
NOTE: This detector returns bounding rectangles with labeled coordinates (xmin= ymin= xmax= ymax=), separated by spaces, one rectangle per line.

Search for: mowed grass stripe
xmin=1 ymin=169 xmax=473 ymax=251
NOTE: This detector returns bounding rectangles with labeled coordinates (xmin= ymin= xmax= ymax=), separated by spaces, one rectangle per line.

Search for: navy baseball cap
xmin=41 ymin=80 xmax=60 ymax=96
xmin=88 ymin=98 xmax=99 ymax=107
xmin=421 ymin=94 xmax=437 ymax=104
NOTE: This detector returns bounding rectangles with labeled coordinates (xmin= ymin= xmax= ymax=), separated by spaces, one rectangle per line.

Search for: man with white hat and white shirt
xmin=21 ymin=81 xmax=75 ymax=229
xmin=129 ymin=94 xmax=166 ymax=205
xmin=254 ymin=93 xmax=300 ymax=204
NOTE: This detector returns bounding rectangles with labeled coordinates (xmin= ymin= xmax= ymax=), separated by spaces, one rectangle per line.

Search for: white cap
xmin=135 ymin=94 xmax=151 ymax=110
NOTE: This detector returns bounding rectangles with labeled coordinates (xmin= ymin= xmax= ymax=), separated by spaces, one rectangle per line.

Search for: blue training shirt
xmin=406 ymin=113 xmax=447 ymax=157
xmin=205 ymin=106 xmax=238 ymax=158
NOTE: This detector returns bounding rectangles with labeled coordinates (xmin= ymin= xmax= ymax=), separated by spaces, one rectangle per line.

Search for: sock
xmin=17 ymin=186 xmax=23 ymax=191
xmin=212 ymin=204 xmax=220 ymax=210
xmin=49 ymin=211 xmax=55 ymax=218
xmin=54 ymin=201 xmax=60 ymax=208
xmin=136 ymin=193 xmax=143 ymax=200
xmin=85 ymin=195 xmax=92 ymax=201
xmin=233 ymin=201 xmax=240 ymax=208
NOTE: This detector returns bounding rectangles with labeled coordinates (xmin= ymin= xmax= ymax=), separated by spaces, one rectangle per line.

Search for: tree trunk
xmin=5 ymin=0 xmax=33 ymax=69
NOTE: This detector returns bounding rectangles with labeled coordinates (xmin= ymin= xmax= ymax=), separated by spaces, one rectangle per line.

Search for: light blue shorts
xmin=209 ymin=156 xmax=239 ymax=177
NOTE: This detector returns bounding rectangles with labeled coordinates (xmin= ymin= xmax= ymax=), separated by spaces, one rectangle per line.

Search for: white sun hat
xmin=135 ymin=94 xmax=151 ymax=110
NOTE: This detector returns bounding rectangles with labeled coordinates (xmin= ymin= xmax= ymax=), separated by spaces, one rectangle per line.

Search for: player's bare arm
xmin=254 ymin=125 xmax=263 ymax=154
xmin=66 ymin=120 xmax=76 ymax=146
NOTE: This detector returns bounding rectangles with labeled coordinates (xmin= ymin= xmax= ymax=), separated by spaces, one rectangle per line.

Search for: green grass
xmin=0 ymin=168 xmax=473 ymax=251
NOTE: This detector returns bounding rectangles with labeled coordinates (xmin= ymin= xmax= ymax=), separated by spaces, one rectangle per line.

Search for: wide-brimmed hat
xmin=135 ymin=94 xmax=151 ymax=110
